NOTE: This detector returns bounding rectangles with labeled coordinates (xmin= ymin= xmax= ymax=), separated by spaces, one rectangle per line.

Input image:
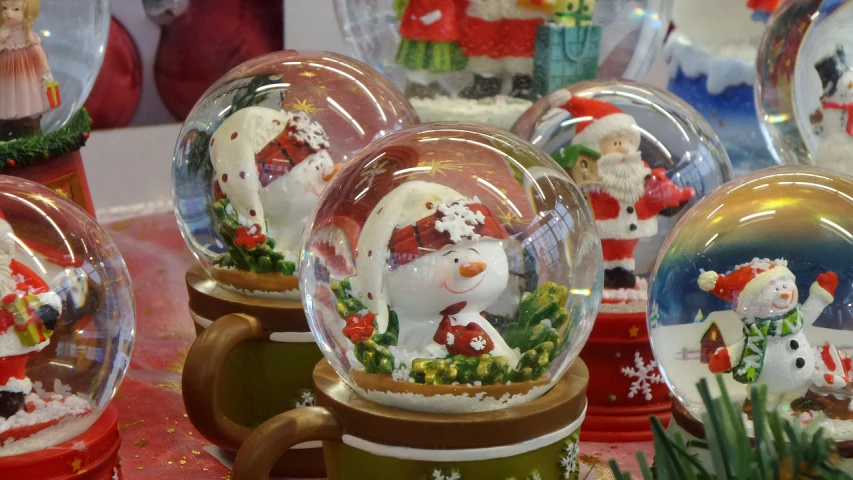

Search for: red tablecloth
xmin=107 ymin=213 xmax=655 ymax=479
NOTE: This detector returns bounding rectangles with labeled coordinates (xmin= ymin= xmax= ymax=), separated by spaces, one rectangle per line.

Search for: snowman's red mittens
xmin=709 ymin=347 xmax=732 ymax=374
xmin=816 ymin=271 xmax=839 ymax=297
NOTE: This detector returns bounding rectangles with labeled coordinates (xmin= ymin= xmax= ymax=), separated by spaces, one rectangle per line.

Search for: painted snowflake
xmin=621 ymin=351 xmax=664 ymax=401
xmin=431 ymin=467 xmax=462 ymax=480
xmin=355 ymin=159 xmax=388 ymax=190
xmin=560 ymin=441 xmax=579 ymax=479
xmin=294 ymin=389 xmax=315 ymax=408
xmin=436 ymin=199 xmax=485 ymax=242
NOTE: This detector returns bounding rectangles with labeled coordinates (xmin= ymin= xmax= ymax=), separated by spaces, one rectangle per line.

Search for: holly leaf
xmin=504 ymin=281 xmax=569 ymax=352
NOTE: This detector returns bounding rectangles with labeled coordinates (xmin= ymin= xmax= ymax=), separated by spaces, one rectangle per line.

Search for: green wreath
xmin=0 ymin=109 xmax=91 ymax=171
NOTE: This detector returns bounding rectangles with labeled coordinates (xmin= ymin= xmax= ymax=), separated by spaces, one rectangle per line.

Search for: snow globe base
xmin=0 ymin=403 xmax=122 ymax=480
xmin=181 ymin=265 xmax=325 ymax=477
xmin=0 ymin=110 xmax=95 ymax=216
xmin=233 ymin=359 xmax=589 ymax=480
xmin=578 ymin=311 xmax=672 ymax=442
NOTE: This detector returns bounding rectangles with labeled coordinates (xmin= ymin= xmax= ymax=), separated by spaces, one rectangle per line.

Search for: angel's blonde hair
xmin=1 ymin=0 xmax=40 ymax=43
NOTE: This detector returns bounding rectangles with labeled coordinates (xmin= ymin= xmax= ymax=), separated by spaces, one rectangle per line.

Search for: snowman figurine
xmin=210 ymin=106 xmax=341 ymax=263
xmin=813 ymin=46 xmax=853 ymax=176
xmin=698 ymin=258 xmax=845 ymax=406
xmin=351 ymin=181 xmax=521 ymax=369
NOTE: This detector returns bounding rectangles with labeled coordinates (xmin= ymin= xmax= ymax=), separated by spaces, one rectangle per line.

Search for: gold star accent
xmin=418 ymin=158 xmax=465 ymax=177
xmin=288 ymin=98 xmax=319 ymax=114
xmin=495 ymin=205 xmax=518 ymax=225
xmin=628 ymin=326 xmax=640 ymax=338
xmin=71 ymin=457 xmax=83 ymax=473
xmin=300 ymin=70 xmax=317 ymax=77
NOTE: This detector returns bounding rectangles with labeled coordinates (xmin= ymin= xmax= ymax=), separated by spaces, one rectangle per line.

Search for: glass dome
xmin=512 ymin=81 xmax=732 ymax=315
xmin=300 ymin=123 xmax=603 ymax=413
xmin=172 ymin=50 xmax=419 ymax=299
xmin=0 ymin=175 xmax=134 ymax=456
xmin=334 ymin=0 xmax=672 ymax=129
xmin=650 ymin=166 xmax=853 ymax=441
xmin=755 ymin=0 xmax=853 ymax=173
xmin=0 ymin=0 xmax=109 ymax=142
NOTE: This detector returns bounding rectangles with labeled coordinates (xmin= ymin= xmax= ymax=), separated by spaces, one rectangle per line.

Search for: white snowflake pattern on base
xmin=431 ymin=467 xmax=462 ymax=480
xmin=294 ymin=390 xmax=315 ymax=408
xmin=559 ymin=441 xmax=579 ymax=479
xmin=621 ymin=352 xmax=664 ymax=401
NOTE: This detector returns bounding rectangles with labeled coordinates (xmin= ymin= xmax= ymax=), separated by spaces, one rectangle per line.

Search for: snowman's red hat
xmin=698 ymin=258 xmax=794 ymax=314
xmin=387 ymin=201 xmax=508 ymax=269
xmin=548 ymin=90 xmax=640 ymax=150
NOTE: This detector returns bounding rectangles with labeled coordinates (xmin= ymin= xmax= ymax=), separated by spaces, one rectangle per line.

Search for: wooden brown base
xmin=210 ymin=267 xmax=299 ymax=294
xmin=350 ymin=368 xmax=550 ymax=400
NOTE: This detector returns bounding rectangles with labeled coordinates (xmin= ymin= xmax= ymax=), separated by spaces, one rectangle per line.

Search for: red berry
xmin=7 ymin=160 xmax=15 ymax=168
xmin=82 ymin=132 xmax=90 ymax=140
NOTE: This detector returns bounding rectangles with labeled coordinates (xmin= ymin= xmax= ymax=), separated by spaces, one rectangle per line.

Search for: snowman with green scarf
xmin=698 ymin=258 xmax=848 ymax=406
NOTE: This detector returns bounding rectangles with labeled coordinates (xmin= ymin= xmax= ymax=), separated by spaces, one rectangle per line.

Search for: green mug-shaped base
xmin=324 ymin=429 xmax=582 ymax=480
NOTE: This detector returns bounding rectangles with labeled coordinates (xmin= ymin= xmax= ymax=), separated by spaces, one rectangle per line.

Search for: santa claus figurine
xmin=699 ymin=258 xmax=850 ymax=406
xmin=457 ymin=0 xmax=553 ymax=99
xmin=0 ymin=211 xmax=61 ymax=418
xmin=548 ymin=90 xmax=695 ymax=290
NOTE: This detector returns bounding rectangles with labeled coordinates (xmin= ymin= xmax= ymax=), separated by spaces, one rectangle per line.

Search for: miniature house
xmin=700 ymin=322 xmax=725 ymax=364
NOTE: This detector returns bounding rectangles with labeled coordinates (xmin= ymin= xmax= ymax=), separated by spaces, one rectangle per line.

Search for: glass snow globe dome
xmin=0 ymin=0 xmax=109 ymax=141
xmin=649 ymin=166 xmax=853 ymax=441
xmin=0 ymin=176 xmax=134 ymax=456
xmin=755 ymin=0 xmax=853 ymax=175
xmin=512 ymin=81 xmax=732 ymax=315
xmin=300 ymin=122 xmax=604 ymax=413
xmin=172 ymin=50 xmax=419 ymax=299
xmin=334 ymin=0 xmax=672 ymax=129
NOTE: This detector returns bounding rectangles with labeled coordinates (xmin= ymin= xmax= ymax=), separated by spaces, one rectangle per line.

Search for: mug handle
xmin=182 ymin=313 xmax=267 ymax=450
xmin=232 ymin=407 xmax=343 ymax=480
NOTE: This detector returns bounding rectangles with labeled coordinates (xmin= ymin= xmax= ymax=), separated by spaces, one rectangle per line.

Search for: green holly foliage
xmin=331 ymin=278 xmax=398 ymax=374
xmin=610 ymin=376 xmax=852 ymax=480
xmin=410 ymin=355 xmax=512 ymax=386
xmin=211 ymin=199 xmax=295 ymax=275
xmin=0 ymin=109 xmax=90 ymax=171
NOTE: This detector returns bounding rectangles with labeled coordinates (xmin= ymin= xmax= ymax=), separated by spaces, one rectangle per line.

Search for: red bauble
xmin=84 ymin=18 xmax=142 ymax=129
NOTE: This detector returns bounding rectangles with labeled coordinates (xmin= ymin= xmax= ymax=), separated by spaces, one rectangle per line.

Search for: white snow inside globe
xmin=300 ymin=123 xmax=603 ymax=413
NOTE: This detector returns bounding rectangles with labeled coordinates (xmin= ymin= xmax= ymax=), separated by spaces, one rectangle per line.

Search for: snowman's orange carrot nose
xmin=780 ymin=291 xmax=791 ymax=300
xmin=460 ymin=262 xmax=487 ymax=278
xmin=323 ymin=163 xmax=344 ymax=182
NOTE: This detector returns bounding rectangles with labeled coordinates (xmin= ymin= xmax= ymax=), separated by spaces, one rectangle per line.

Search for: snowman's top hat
xmin=816 ymin=46 xmax=849 ymax=99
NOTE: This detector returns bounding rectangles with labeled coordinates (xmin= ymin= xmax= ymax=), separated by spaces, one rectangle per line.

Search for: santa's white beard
xmin=598 ymin=151 xmax=648 ymax=204
xmin=0 ymin=254 xmax=15 ymax=298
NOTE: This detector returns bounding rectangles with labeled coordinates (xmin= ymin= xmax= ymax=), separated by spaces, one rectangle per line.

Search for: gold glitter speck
xmin=192 ymin=450 xmax=201 ymax=455
xmin=133 ymin=439 xmax=147 ymax=446
xmin=180 ymin=460 xmax=187 ymax=465
xmin=167 ymin=428 xmax=176 ymax=433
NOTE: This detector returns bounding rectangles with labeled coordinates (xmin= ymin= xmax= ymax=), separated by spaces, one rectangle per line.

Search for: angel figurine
xmin=0 ymin=0 xmax=58 ymax=140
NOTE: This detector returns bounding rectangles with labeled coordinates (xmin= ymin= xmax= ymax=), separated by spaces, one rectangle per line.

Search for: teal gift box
xmin=532 ymin=23 xmax=602 ymax=98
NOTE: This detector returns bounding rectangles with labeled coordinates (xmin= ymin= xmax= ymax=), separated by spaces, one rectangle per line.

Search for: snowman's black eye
xmin=316 ymin=166 xmax=320 ymax=171
xmin=454 ymin=258 xmax=459 ymax=263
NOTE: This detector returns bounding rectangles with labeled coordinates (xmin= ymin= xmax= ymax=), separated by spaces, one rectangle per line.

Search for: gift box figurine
xmin=0 ymin=0 xmax=108 ymax=215
xmin=174 ymin=50 xmax=419 ymax=477
xmin=230 ymin=122 xmax=602 ymax=480
xmin=0 ymin=176 xmax=135 ymax=478
xmin=512 ymin=81 xmax=733 ymax=441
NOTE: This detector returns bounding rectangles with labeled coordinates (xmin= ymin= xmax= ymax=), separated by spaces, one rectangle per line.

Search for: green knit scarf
xmin=732 ymin=307 xmax=802 ymax=384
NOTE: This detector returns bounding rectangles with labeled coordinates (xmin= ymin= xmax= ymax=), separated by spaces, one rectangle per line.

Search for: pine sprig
xmin=610 ymin=376 xmax=853 ymax=480
xmin=0 ymin=109 xmax=91 ymax=171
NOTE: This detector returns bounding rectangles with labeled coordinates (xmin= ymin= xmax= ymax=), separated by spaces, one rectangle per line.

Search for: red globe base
xmin=0 ymin=403 xmax=122 ymax=480
xmin=9 ymin=149 xmax=95 ymax=217
xmin=579 ymin=310 xmax=673 ymax=442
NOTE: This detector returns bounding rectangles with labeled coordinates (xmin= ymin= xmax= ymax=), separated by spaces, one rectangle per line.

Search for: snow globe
xmin=0 ymin=0 xmax=108 ymax=215
xmin=334 ymin=0 xmax=672 ymax=130
xmin=665 ymin=0 xmax=781 ymax=175
xmin=175 ymin=50 xmax=419 ymax=477
xmin=511 ymin=81 xmax=733 ymax=442
xmin=232 ymin=123 xmax=602 ymax=480
xmin=650 ymin=166 xmax=853 ymax=471
xmin=755 ymin=0 xmax=853 ymax=175
xmin=0 ymin=175 xmax=134 ymax=478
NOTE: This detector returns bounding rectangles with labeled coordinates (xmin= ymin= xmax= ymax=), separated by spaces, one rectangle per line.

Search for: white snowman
xmin=699 ymin=258 xmax=844 ymax=406
xmin=813 ymin=46 xmax=853 ymax=175
xmin=210 ymin=106 xmax=340 ymax=263
xmin=351 ymin=181 xmax=521 ymax=370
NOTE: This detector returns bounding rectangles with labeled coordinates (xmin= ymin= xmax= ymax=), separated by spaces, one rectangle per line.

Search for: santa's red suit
xmin=399 ymin=0 xmax=460 ymax=43
xmin=747 ymin=0 xmax=781 ymax=13
xmin=549 ymin=90 xmax=694 ymax=283
xmin=458 ymin=0 xmax=549 ymax=75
